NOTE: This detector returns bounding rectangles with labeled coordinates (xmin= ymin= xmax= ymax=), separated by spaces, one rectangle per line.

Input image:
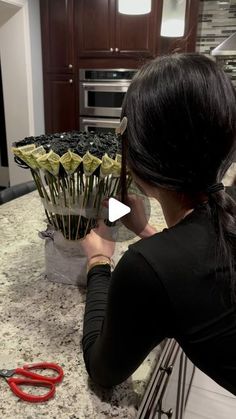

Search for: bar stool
xmin=0 ymin=181 xmax=36 ymax=205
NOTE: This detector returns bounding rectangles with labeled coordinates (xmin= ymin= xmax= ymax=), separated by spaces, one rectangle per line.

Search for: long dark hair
xmin=121 ymin=53 xmax=236 ymax=300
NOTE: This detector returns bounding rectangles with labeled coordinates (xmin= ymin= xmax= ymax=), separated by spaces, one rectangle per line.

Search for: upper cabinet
xmin=115 ymin=1 xmax=160 ymax=57
xmin=41 ymin=0 xmax=200 ymax=69
xmin=77 ymin=0 xmax=114 ymax=57
xmin=40 ymin=0 xmax=200 ymax=133
xmin=40 ymin=0 xmax=75 ymax=73
xmin=77 ymin=0 xmax=161 ymax=59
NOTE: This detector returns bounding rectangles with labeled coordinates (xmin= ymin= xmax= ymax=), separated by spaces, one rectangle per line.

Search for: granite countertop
xmin=0 ymin=164 xmax=235 ymax=419
xmin=0 ymin=190 xmax=167 ymax=419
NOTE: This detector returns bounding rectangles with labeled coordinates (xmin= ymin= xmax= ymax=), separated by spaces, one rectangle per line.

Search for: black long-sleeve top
xmin=82 ymin=202 xmax=236 ymax=394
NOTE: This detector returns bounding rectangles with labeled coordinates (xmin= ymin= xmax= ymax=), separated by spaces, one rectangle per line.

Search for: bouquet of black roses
xmin=12 ymin=131 xmax=130 ymax=285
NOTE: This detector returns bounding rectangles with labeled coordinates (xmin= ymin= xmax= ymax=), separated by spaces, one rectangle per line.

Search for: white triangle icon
xmin=108 ymin=198 xmax=131 ymax=222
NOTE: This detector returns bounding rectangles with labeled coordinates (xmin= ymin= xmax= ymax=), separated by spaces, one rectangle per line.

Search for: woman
xmin=81 ymin=53 xmax=236 ymax=394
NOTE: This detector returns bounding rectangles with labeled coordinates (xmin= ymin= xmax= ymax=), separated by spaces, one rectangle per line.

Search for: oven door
xmin=79 ymin=117 xmax=120 ymax=134
xmin=79 ymin=82 xmax=129 ymax=117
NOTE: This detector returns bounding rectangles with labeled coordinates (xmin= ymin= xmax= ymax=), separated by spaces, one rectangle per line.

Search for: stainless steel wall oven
xmin=79 ymin=69 xmax=136 ymax=133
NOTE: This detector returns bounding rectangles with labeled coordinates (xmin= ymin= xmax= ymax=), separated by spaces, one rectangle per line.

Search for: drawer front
xmin=137 ymin=340 xmax=180 ymax=419
xmin=156 ymin=347 xmax=183 ymax=419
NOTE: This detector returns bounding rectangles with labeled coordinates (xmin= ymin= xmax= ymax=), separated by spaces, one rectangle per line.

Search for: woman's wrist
xmin=139 ymin=224 xmax=157 ymax=239
xmin=87 ymin=254 xmax=114 ymax=272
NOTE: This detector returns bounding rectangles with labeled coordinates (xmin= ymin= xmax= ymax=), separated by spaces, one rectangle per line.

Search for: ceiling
xmin=0 ymin=1 xmax=21 ymax=28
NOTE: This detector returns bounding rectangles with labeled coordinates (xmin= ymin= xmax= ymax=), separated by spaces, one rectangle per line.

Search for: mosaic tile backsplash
xmin=196 ymin=1 xmax=236 ymax=87
xmin=197 ymin=0 xmax=236 ymax=55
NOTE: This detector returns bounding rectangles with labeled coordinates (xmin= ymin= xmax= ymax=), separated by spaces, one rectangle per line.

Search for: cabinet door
xmin=114 ymin=0 xmax=160 ymax=58
xmin=77 ymin=0 xmax=115 ymax=57
xmin=44 ymin=74 xmax=77 ymax=133
xmin=40 ymin=0 xmax=75 ymax=73
xmin=156 ymin=352 xmax=195 ymax=419
xmin=154 ymin=345 xmax=182 ymax=419
xmin=137 ymin=340 xmax=180 ymax=419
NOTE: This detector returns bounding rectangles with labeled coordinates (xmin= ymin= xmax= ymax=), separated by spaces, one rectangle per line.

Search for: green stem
xmin=45 ymin=172 xmax=60 ymax=230
xmin=57 ymin=177 xmax=66 ymax=237
xmin=75 ymin=175 xmax=90 ymax=240
xmin=68 ymin=176 xmax=71 ymax=241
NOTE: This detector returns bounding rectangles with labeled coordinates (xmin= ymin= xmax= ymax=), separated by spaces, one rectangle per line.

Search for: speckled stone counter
xmin=0 ymin=191 xmax=167 ymax=419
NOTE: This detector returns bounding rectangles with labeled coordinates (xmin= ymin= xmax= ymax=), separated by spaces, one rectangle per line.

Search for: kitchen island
xmin=0 ymin=191 xmax=167 ymax=419
xmin=1 ymin=160 xmax=235 ymax=419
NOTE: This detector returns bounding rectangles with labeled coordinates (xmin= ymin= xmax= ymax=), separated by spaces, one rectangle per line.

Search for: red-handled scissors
xmin=0 ymin=362 xmax=64 ymax=403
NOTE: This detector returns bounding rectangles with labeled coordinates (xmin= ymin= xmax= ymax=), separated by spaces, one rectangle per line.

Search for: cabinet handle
xmin=161 ymin=408 xmax=173 ymax=418
xmin=115 ymin=47 xmax=119 ymax=52
xmin=110 ymin=47 xmax=114 ymax=52
xmin=160 ymin=365 xmax=173 ymax=375
xmin=68 ymin=64 xmax=73 ymax=69
xmin=69 ymin=79 xmax=73 ymax=84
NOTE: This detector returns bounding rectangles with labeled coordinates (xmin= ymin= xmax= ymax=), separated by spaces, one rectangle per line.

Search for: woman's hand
xmin=81 ymin=220 xmax=115 ymax=260
xmin=120 ymin=194 xmax=157 ymax=238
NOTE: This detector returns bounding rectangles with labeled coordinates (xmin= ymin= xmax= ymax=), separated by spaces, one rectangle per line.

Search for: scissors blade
xmin=0 ymin=369 xmax=16 ymax=378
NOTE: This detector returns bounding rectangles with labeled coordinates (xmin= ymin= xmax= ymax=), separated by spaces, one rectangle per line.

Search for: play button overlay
xmin=94 ymin=181 xmax=151 ymax=243
xmin=83 ymin=181 xmax=151 ymax=242
xmin=108 ymin=198 xmax=131 ymax=222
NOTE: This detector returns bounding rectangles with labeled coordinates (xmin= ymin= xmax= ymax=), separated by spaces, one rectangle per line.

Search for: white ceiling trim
xmin=0 ymin=1 xmax=21 ymax=28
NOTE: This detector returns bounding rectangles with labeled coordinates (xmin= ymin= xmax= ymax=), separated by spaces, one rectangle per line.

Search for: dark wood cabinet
xmin=40 ymin=0 xmax=77 ymax=133
xmin=77 ymin=0 xmax=114 ymax=57
xmin=44 ymin=74 xmax=77 ymax=133
xmin=77 ymin=0 xmax=161 ymax=59
xmin=115 ymin=1 xmax=160 ymax=58
xmin=40 ymin=0 xmax=200 ymax=133
xmin=40 ymin=0 xmax=75 ymax=73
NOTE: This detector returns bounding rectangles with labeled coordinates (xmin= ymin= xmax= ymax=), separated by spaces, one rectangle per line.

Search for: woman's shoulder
xmin=130 ymin=203 xmax=216 ymax=273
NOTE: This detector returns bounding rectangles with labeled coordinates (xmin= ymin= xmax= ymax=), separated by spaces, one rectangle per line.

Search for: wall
xmin=0 ymin=0 xmax=44 ymax=187
xmin=0 ymin=1 xmax=21 ymax=27
xmin=2 ymin=0 xmax=26 ymax=5
xmin=197 ymin=0 xmax=236 ymax=55
xmin=27 ymin=0 xmax=44 ymax=136
xmin=196 ymin=0 xmax=236 ymax=170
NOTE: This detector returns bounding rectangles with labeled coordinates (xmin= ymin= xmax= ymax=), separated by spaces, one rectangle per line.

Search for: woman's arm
xmin=82 ymin=247 xmax=169 ymax=387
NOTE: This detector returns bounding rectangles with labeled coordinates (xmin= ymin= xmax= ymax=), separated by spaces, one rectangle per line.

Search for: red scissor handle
xmin=15 ymin=362 xmax=64 ymax=384
xmin=7 ymin=377 xmax=55 ymax=403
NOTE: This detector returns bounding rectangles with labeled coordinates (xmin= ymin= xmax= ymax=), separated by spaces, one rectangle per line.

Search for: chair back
xmin=0 ymin=181 xmax=36 ymax=205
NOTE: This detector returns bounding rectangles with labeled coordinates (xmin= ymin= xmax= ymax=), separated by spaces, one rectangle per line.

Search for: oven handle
xmin=81 ymin=118 xmax=121 ymax=127
xmin=81 ymin=82 xmax=130 ymax=89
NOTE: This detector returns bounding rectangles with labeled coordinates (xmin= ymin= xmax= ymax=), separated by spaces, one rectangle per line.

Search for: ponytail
xmin=207 ymin=190 xmax=236 ymax=302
